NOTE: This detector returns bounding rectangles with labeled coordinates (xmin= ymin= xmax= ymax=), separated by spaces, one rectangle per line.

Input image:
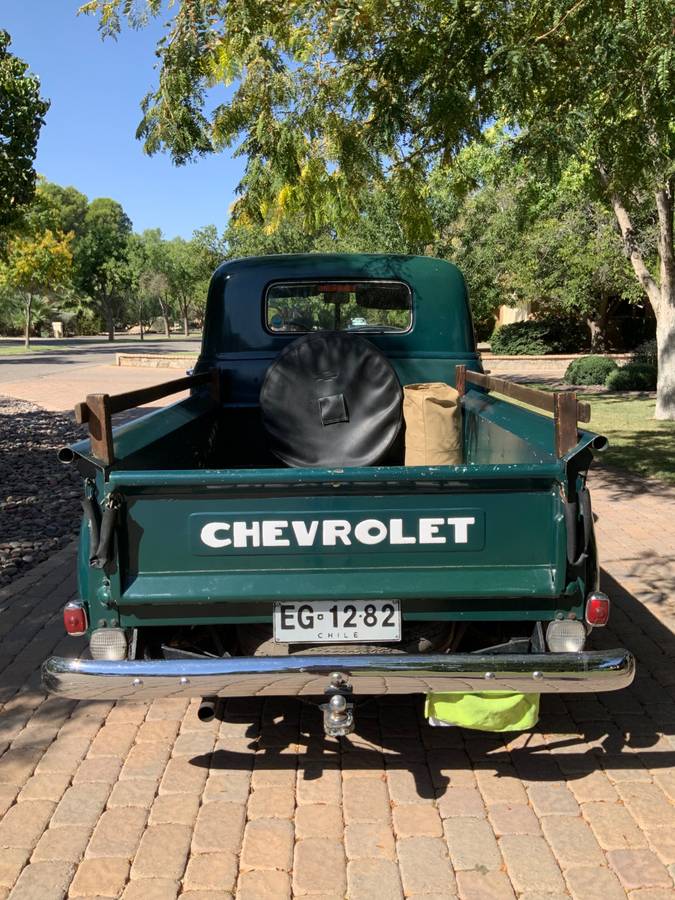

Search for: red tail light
xmin=63 ymin=601 xmax=88 ymax=636
xmin=585 ymin=592 xmax=610 ymax=627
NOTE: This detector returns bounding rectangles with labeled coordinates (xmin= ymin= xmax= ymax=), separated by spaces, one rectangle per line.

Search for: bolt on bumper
xmin=42 ymin=649 xmax=635 ymax=701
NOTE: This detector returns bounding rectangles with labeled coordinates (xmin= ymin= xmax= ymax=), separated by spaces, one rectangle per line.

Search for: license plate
xmin=273 ymin=599 xmax=401 ymax=643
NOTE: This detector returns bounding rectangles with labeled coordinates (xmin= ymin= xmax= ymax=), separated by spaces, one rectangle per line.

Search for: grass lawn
xmin=0 ymin=334 xmax=202 ymax=356
xmin=583 ymin=393 xmax=675 ymax=485
xmin=0 ymin=344 xmax=63 ymax=356
xmin=519 ymin=386 xmax=674 ymax=484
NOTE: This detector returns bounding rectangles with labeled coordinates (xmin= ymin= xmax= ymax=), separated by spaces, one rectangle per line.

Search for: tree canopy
xmin=0 ymin=228 xmax=73 ymax=348
xmin=0 ymin=175 xmax=227 ymax=342
xmin=81 ymin=1 xmax=672 ymax=220
xmin=0 ymin=30 xmax=49 ymax=248
xmin=75 ymin=197 xmax=133 ymax=340
xmin=82 ymin=0 xmax=675 ymax=416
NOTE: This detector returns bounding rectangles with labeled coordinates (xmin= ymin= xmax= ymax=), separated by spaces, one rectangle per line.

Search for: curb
xmin=482 ymin=352 xmax=632 ymax=362
xmin=115 ymin=353 xmax=199 ymax=369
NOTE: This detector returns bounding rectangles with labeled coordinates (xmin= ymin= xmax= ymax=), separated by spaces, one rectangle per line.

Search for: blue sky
xmin=3 ymin=0 xmax=244 ymax=238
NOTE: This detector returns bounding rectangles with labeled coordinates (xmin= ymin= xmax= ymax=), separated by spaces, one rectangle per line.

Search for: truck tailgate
xmin=109 ymin=466 xmax=567 ymax=615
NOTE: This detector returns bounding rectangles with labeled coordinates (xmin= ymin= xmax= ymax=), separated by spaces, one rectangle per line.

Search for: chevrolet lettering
xmin=196 ymin=513 xmax=482 ymax=553
xmin=43 ymin=254 xmax=634 ymax=739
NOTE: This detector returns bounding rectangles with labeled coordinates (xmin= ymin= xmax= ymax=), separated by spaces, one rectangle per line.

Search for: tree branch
xmin=597 ymin=163 xmax=661 ymax=312
xmin=534 ymin=0 xmax=588 ymax=42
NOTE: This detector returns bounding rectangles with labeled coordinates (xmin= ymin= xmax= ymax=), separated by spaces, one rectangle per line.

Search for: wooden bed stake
xmin=75 ymin=368 xmax=219 ymax=466
xmin=455 ymin=364 xmax=467 ymax=398
xmin=456 ymin=366 xmax=591 ymax=459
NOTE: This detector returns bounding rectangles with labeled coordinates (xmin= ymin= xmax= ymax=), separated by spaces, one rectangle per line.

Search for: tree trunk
xmin=159 ymin=295 xmax=171 ymax=339
xmin=105 ymin=307 xmax=115 ymax=342
xmin=24 ymin=295 xmax=32 ymax=350
xmin=183 ymin=313 xmax=189 ymax=337
xmin=599 ymin=164 xmax=674 ymax=418
xmin=655 ymin=296 xmax=675 ymax=419
xmin=654 ymin=183 xmax=674 ymax=419
xmin=587 ymin=296 xmax=611 ymax=352
xmin=587 ymin=318 xmax=602 ymax=351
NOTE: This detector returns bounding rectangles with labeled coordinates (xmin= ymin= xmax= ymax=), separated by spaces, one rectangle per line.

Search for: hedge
xmin=605 ymin=363 xmax=657 ymax=391
xmin=489 ymin=319 xmax=588 ymax=355
xmin=564 ymin=355 xmax=619 ymax=386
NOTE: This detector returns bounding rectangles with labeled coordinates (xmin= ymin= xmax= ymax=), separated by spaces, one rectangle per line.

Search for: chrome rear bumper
xmin=42 ymin=649 xmax=635 ymax=701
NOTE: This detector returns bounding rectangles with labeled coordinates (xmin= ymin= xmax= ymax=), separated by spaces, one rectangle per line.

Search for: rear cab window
xmin=265 ymin=280 xmax=413 ymax=334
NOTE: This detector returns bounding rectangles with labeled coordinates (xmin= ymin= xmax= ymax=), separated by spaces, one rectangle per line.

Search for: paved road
xmin=0 ymin=473 xmax=674 ymax=898
xmin=0 ymin=338 xmax=200 ymax=385
xmin=0 ymin=339 xmax=202 ymax=415
xmin=1 ymin=365 xmax=675 ymax=898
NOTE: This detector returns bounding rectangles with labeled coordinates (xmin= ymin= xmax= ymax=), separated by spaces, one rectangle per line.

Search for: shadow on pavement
xmin=192 ymin=566 xmax=675 ymax=799
xmin=593 ymin=456 xmax=675 ymax=499
xmin=0 ymin=342 xmax=198 ymax=369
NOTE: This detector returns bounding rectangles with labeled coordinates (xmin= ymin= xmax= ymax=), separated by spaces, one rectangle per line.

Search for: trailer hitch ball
xmin=320 ymin=692 xmax=355 ymax=737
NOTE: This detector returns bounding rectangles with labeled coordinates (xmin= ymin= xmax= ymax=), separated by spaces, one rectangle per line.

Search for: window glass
xmin=266 ymin=280 xmax=412 ymax=333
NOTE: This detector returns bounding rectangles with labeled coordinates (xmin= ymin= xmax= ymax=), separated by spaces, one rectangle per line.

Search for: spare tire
xmin=260 ymin=331 xmax=402 ymax=467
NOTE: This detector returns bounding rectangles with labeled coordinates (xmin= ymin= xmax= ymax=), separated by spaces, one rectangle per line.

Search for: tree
xmin=164 ymin=238 xmax=199 ymax=336
xmin=189 ymin=226 xmax=227 ymax=326
xmin=83 ymin=0 xmax=675 ymax=416
xmin=140 ymin=269 xmax=172 ymax=336
xmin=222 ymin=183 xmax=427 ymax=258
xmin=427 ymin=139 xmax=646 ymax=347
xmin=32 ymin=180 xmax=89 ymax=238
xmin=0 ymin=30 xmax=49 ymax=250
xmin=509 ymin=192 xmax=645 ymax=351
xmin=135 ymin=228 xmax=176 ymax=337
xmin=0 ymin=229 xmax=73 ymax=347
xmin=125 ymin=232 xmax=153 ymax=339
xmin=75 ymin=198 xmax=133 ymax=340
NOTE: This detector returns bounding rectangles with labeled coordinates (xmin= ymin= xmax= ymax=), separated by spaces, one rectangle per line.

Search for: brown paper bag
xmin=403 ymin=382 xmax=463 ymax=466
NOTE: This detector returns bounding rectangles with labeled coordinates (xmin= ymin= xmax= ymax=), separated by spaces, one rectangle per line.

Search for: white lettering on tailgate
xmin=199 ymin=516 xmax=477 ymax=550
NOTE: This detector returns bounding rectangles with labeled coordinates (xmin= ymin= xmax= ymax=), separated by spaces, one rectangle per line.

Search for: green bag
xmin=425 ymin=691 xmax=540 ymax=732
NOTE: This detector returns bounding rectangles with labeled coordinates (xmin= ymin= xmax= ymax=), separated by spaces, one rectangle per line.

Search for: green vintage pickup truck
xmin=43 ymin=254 xmax=634 ymax=735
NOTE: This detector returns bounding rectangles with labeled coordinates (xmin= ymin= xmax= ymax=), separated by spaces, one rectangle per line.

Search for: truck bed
xmin=67 ymin=385 xmax=601 ymax=630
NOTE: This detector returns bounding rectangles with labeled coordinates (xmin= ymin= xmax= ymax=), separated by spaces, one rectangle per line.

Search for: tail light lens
xmin=63 ymin=601 xmax=88 ymax=636
xmin=585 ymin=592 xmax=610 ymax=627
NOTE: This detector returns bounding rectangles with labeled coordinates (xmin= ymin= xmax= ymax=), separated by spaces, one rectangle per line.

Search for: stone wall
xmin=482 ymin=352 xmax=631 ymax=380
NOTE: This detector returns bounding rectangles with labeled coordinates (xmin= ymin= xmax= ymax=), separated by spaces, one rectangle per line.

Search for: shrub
xmin=490 ymin=322 xmax=549 ymax=355
xmin=541 ymin=316 xmax=590 ymax=353
xmin=564 ymin=355 xmax=618 ymax=386
xmin=631 ymin=338 xmax=657 ymax=368
xmin=490 ymin=318 xmax=589 ymax=355
xmin=605 ymin=363 xmax=657 ymax=391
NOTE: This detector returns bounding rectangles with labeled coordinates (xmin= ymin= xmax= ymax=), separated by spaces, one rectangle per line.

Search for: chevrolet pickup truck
xmin=43 ymin=254 xmax=634 ymax=735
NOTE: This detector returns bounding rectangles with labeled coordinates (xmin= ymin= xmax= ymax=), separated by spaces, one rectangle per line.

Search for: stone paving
xmin=0 ymin=464 xmax=674 ymax=899
xmin=0 ymin=365 xmax=189 ymax=414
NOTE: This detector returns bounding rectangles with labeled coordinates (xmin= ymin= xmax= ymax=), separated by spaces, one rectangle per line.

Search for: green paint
xmin=68 ymin=255 xmax=601 ymax=636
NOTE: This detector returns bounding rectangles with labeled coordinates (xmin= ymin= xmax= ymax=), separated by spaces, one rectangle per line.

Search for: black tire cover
xmin=260 ymin=331 xmax=403 ymax=467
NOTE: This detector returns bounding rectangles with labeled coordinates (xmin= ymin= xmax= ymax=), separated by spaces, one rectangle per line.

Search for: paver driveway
xmin=0 ymin=466 xmax=674 ymax=900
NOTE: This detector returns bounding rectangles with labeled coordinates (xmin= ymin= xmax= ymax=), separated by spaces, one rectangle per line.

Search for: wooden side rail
xmin=75 ymin=369 xmax=220 ymax=466
xmin=455 ymin=366 xmax=591 ymax=458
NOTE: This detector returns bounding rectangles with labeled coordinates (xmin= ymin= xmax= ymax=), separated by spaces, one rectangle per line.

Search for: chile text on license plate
xmin=273 ymin=599 xmax=401 ymax=643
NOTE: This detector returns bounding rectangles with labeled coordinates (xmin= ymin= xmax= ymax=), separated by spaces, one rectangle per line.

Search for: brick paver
xmin=0 ymin=360 xmax=675 ymax=900
xmin=0 ymin=364 xmax=190 ymax=415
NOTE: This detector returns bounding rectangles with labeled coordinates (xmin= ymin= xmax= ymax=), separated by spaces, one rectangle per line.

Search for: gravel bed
xmin=0 ymin=397 xmax=85 ymax=587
